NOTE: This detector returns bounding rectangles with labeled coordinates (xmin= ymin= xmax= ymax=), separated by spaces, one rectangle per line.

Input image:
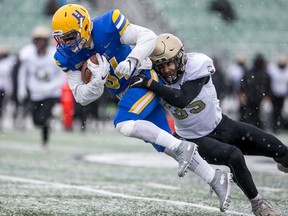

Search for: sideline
xmin=0 ymin=174 xmax=252 ymax=216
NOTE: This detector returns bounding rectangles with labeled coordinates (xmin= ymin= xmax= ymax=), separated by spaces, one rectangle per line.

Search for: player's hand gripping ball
xmin=81 ymin=55 xmax=98 ymax=84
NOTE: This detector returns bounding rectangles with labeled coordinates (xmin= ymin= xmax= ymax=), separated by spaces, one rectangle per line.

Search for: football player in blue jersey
xmin=51 ymin=4 xmax=233 ymax=212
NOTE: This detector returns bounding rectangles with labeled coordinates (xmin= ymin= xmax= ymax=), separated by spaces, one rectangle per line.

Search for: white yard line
xmin=0 ymin=174 xmax=252 ymax=216
xmin=145 ymin=182 xmax=179 ymax=190
xmin=258 ymin=186 xmax=283 ymax=192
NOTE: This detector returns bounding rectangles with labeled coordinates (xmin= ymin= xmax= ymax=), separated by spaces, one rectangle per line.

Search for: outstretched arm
xmin=130 ymin=74 xmax=209 ymax=108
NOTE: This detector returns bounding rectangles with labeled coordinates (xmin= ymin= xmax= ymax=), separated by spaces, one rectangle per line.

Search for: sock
xmin=127 ymin=120 xmax=181 ymax=149
xmin=189 ymin=150 xmax=215 ymax=184
xmin=250 ymin=194 xmax=261 ymax=203
xmin=42 ymin=125 xmax=49 ymax=145
xmin=155 ymin=129 xmax=181 ymax=150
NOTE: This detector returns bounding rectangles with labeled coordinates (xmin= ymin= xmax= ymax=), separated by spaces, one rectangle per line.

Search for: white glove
xmin=115 ymin=57 xmax=138 ymax=76
xmin=87 ymin=53 xmax=110 ymax=84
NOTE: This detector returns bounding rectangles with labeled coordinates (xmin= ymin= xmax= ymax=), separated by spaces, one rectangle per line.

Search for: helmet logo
xmin=72 ymin=9 xmax=86 ymax=25
xmin=207 ymin=65 xmax=215 ymax=73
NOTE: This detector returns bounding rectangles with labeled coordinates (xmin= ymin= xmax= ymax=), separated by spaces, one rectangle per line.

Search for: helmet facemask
xmin=153 ymin=48 xmax=185 ymax=84
xmin=53 ymin=29 xmax=87 ymax=57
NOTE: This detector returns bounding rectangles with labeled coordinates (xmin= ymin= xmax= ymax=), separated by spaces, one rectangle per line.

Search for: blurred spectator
xmin=211 ymin=57 xmax=229 ymax=100
xmin=209 ymin=0 xmax=237 ymax=23
xmin=267 ymin=54 xmax=288 ymax=133
xmin=239 ymin=53 xmax=271 ymax=129
xmin=0 ymin=45 xmax=15 ymax=128
xmin=225 ymin=53 xmax=248 ymax=120
xmin=226 ymin=53 xmax=247 ymax=94
xmin=17 ymin=25 xmax=65 ymax=149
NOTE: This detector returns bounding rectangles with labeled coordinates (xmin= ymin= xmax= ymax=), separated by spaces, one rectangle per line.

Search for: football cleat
xmin=251 ymin=197 xmax=280 ymax=216
xmin=209 ymin=169 xmax=233 ymax=212
xmin=173 ymin=141 xmax=197 ymax=177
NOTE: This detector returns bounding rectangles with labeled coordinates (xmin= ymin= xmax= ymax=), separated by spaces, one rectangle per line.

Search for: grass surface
xmin=0 ymin=127 xmax=287 ymax=216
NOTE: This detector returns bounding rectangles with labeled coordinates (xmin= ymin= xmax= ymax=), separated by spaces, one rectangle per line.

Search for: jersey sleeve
xmin=54 ymin=52 xmax=71 ymax=73
xmin=111 ymin=9 xmax=130 ymax=37
xmin=101 ymin=9 xmax=129 ymax=36
xmin=66 ymin=70 xmax=104 ymax=106
xmin=121 ymin=24 xmax=157 ymax=62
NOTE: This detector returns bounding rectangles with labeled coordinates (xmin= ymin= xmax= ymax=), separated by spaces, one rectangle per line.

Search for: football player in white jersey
xmin=17 ymin=26 xmax=66 ymax=149
xmin=130 ymin=33 xmax=288 ymax=216
xmin=0 ymin=45 xmax=15 ymax=128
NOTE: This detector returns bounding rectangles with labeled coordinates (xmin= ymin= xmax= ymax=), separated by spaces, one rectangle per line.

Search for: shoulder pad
xmin=185 ymin=53 xmax=215 ymax=80
xmin=95 ymin=9 xmax=129 ymax=36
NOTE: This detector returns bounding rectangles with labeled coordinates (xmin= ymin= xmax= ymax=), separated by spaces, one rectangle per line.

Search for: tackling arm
xmin=148 ymin=76 xmax=209 ymax=108
xmin=129 ymin=74 xmax=209 ymax=108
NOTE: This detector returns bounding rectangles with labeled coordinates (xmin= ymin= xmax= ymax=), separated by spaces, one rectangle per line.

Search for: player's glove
xmin=87 ymin=53 xmax=110 ymax=84
xmin=129 ymin=74 xmax=150 ymax=89
xmin=115 ymin=57 xmax=138 ymax=76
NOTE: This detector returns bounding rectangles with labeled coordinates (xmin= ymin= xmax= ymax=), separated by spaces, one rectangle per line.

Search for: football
xmin=81 ymin=55 xmax=99 ymax=84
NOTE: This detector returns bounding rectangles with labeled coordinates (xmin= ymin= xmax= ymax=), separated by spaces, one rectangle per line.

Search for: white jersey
xmin=226 ymin=62 xmax=245 ymax=92
xmin=0 ymin=55 xmax=16 ymax=95
xmin=18 ymin=44 xmax=65 ymax=102
xmin=162 ymin=53 xmax=222 ymax=139
xmin=267 ymin=63 xmax=288 ymax=96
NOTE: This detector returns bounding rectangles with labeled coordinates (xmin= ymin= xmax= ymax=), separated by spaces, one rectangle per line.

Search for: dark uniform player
xmin=130 ymin=33 xmax=287 ymax=216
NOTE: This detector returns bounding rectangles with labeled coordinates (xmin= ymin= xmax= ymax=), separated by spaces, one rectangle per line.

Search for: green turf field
xmin=0 ymin=126 xmax=287 ymax=216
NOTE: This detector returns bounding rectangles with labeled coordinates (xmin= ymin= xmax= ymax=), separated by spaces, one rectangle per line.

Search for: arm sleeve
xmin=148 ymin=76 xmax=209 ymax=108
xmin=120 ymin=23 xmax=157 ymax=62
xmin=66 ymin=71 xmax=105 ymax=106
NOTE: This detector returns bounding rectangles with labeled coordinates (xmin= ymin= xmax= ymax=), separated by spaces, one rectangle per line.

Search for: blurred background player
xmin=17 ymin=25 xmax=65 ymax=149
xmin=239 ymin=53 xmax=271 ymax=129
xmin=129 ymin=33 xmax=288 ymax=216
xmin=267 ymin=54 xmax=288 ymax=133
xmin=225 ymin=53 xmax=248 ymax=121
xmin=0 ymin=44 xmax=15 ymax=129
xmin=51 ymin=4 xmax=232 ymax=212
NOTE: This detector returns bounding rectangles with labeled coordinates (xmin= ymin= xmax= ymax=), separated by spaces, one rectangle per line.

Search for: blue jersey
xmin=54 ymin=9 xmax=170 ymax=153
xmin=54 ymin=9 xmax=132 ymax=95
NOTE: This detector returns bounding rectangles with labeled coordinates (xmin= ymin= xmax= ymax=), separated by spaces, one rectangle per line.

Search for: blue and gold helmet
xmin=52 ymin=4 xmax=93 ymax=57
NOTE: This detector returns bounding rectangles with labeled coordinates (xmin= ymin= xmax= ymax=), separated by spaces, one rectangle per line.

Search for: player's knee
xmin=115 ymin=120 xmax=136 ymax=137
xmin=33 ymin=117 xmax=44 ymax=126
xmin=278 ymin=145 xmax=288 ymax=158
xmin=228 ymin=146 xmax=245 ymax=166
xmin=274 ymin=146 xmax=288 ymax=165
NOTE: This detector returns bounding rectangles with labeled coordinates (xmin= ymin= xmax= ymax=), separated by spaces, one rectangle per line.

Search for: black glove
xmin=129 ymin=74 xmax=150 ymax=89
